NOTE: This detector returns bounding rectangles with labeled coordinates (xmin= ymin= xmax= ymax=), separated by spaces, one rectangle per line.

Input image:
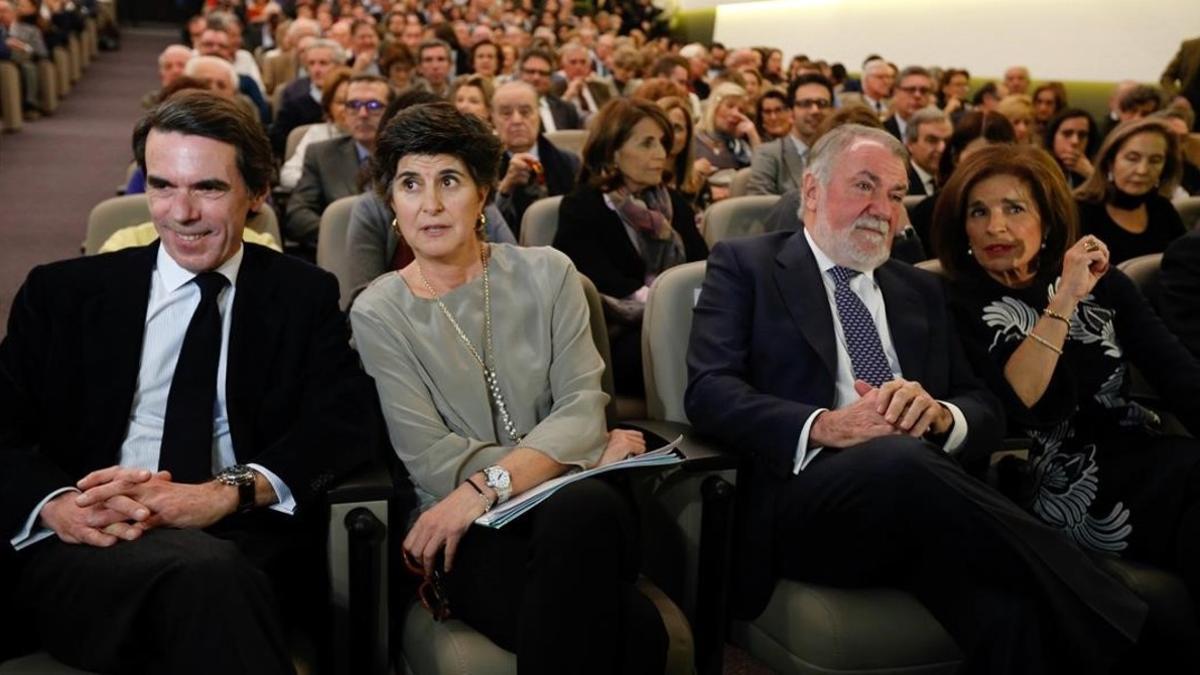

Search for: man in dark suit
xmin=883 ymin=65 xmax=933 ymax=142
xmin=902 ymin=106 xmax=951 ymax=197
xmin=0 ymin=92 xmax=377 ymax=673
xmin=285 ymin=74 xmax=394 ymax=254
xmin=518 ymin=47 xmax=583 ymax=131
xmin=1160 ymin=227 xmax=1200 ymax=356
xmin=685 ymin=124 xmax=1147 ymax=674
xmin=492 ymin=80 xmax=580 ymax=238
xmin=269 ymin=38 xmax=344 ymax=155
xmin=551 ymin=42 xmax=617 ymax=123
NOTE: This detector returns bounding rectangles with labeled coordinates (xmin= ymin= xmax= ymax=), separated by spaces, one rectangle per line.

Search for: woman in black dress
xmin=1074 ymin=117 xmax=1186 ymax=265
xmin=930 ymin=143 xmax=1200 ymax=614
xmin=555 ymin=98 xmax=708 ymax=394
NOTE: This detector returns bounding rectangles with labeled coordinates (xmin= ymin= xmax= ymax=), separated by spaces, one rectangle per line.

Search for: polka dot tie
xmin=827 ymin=266 xmax=893 ymax=388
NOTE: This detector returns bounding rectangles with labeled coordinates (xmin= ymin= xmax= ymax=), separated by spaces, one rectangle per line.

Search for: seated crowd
xmin=4 ymin=1 xmax=1200 ymax=673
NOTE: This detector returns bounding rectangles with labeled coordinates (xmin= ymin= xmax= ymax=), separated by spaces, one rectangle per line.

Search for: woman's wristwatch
xmin=482 ymin=465 xmax=512 ymax=504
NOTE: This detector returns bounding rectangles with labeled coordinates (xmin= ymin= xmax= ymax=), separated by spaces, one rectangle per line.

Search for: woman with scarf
xmin=555 ymin=99 xmax=709 ymax=395
xmin=1075 ymin=117 xmax=1187 ymax=265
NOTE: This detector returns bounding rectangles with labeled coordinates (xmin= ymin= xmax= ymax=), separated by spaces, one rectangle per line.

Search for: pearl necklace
xmin=416 ymin=245 xmax=523 ymax=446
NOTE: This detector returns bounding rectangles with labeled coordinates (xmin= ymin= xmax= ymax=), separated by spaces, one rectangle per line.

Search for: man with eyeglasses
xmin=518 ymin=46 xmax=583 ymax=131
xmin=286 ymin=75 xmax=395 ymax=257
xmin=747 ymin=74 xmax=834 ymax=196
xmin=883 ymin=65 xmax=933 ymax=142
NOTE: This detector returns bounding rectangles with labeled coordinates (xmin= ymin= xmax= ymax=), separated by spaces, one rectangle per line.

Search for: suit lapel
xmin=225 ymin=245 xmax=284 ymax=459
xmin=773 ymin=231 xmax=838 ymax=378
xmin=876 ymin=263 xmax=928 ymax=381
xmin=81 ymin=244 xmax=156 ymax=459
xmin=781 ymin=139 xmax=806 ymax=192
xmin=334 ymin=137 xmax=362 ymax=196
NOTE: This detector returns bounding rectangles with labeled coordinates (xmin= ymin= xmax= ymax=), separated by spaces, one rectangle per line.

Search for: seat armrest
xmin=326 ymin=459 xmax=394 ymax=504
xmin=616 ymin=419 xmax=740 ymax=473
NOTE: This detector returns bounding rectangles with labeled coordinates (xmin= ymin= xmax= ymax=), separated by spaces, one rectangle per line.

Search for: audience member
xmin=285 ymin=74 xmax=395 ymax=255
xmin=839 ymin=57 xmax=892 ymax=116
xmin=694 ymin=82 xmax=758 ymax=171
xmin=518 ymin=46 xmax=582 ymax=131
xmin=1003 ymin=65 xmax=1030 ymax=95
xmin=996 ymin=94 xmax=1035 ymax=144
xmin=747 ymin=73 xmax=833 ymax=196
xmin=552 ymin=41 xmax=617 ymax=121
xmin=379 ymin=42 xmax=414 ymax=91
xmin=1075 ymin=118 xmax=1185 ymax=264
xmin=1117 ymin=85 xmax=1164 ymax=124
xmin=933 ymin=145 xmax=1200 ymax=667
xmin=554 ymin=98 xmax=708 ymax=394
xmin=1161 ymin=35 xmax=1200 ymax=130
xmin=143 ymin=44 xmax=193 ymax=109
xmin=491 ymin=80 xmax=580 ymax=236
xmin=762 ymin=47 xmax=784 ymax=85
xmin=348 ymin=18 xmax=381 ymax=75
xmin=269 ymin=38 xmax=345 ymax=156
xmin=183 ymin=54 xmax=239 ymax=101
xmin=685 ymin=123 xmax=1146 ymax=675
xmin=0 ymin=0 xmax=46 ymax=117
xmin=194 ymin=24 xmax=270 ymax=124
xmin=883 ymin=66 xmax=934 ymax=141
xmin=350 ymin=101 xmax=671 ymax=675
xmin=470 ymin=39 xmax=501 ymax=80
xmin=937 ymin=67 xmax=970 ymax=118
xmin=1154 ymin=106 xmax=1200 ymax=195
xmin=678 ymin=42 xmax=710 ymax=99
xmin=206 ymin=11 xmax=266 ymax=99
xmin=1100 ymin=80 xmax=1139 ymax=138
xmin=412 ymin=38 xmax=454 ymax=97
xmin=0 ymin=90 xmax=376 ymax=674
xmin=754 ymin=90 xmax=792 ymax=142
xmin=904 ymin=107 xmax=952 ymax=196
xmin=655 ymin=95 xmax=707 ymax=200
xmin=279 ymin=67 xmax=353 ymax=191
xmin=261 ymin=18 xmax=320 ymax=95
xmin=1031 ymin=82 xmax=1067 ymax=139
xmin=971 ymin=81 xmax=1002 ymax=113
xmin=1044 ymin=108 xmax=1099 ymax=188
xmin=450 ymin=74 xmax=493 ymax=124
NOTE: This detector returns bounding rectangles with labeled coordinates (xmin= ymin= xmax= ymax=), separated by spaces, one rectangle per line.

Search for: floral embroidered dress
xmin=947 ymin=268 xmax=1200 ymax=565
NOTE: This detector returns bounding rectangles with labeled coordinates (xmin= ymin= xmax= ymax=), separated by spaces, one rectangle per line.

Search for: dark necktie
xmin=159 ymin=272 xmax=229 ymax=483
xmin=827 ymin=266 xmax=893 ymax=388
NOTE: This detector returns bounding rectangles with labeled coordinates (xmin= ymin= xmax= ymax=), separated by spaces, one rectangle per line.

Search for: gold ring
xmin=1083 ymin=237 xmax=1100 ymax=252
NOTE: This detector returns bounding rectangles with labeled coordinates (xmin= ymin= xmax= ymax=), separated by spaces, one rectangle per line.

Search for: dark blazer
xmin=883 ymin=114 xmax=903 ymax=141
xmin=554 ymin=185 xmax=709 ymax=298
xmin=906 ymin=161 xmax=928 ymax=196
xmin=545 ymin=93 xmax=583 ymax=131
xmin=269 ymin=77 xmax=323 ymax=155
xmin=0 ymin=243 xmax=378 ymax=543
xmin=684 ymin=230 xmax=1002 ymax=618
xmin=285 ymin=135 xmax=364 ymax=248
xmin=1160 ymin=228 xmax=1200 ymax=357
xmin=496 ymin=135 xmax=580 ymax=239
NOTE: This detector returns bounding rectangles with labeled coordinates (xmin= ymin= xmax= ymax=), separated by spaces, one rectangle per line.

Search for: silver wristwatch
xmin=482 ymin=465 xmax=512 ymax=504
xmin=215 ymin=464 xmax=257 ymax=513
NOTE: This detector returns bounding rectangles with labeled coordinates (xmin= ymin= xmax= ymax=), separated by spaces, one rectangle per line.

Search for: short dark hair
xmin=649 ymin=54 xmax=688 ymax=78
xmin=346 ymin=74 xmax=397 ymax=104
xmin=932 ymin=144 xmax=1079 ymax=283
xmin=471 ymin=39 xmax=504 ymax=71
xmin=320 ymin=67 xmax=353 ymax=117
xmin=1118 ymin=85 xmax=1163 ymax=113
xmin=787 ymin=73 xmax=834 ymax=104
xmin=580 ymin=98 xmax=673 ymax=191
xmin=132 ymin=90 xmax=272 ymax=197
xmin=937 ymin=111 xmax=1016 ymax=185
xmin=1043 ymin=108 xmax=1098 ymax=159
xmin=372 ymin=103 xmax=503 ymax=206
xmin=518 ymin=46 xmax=555 ymax=71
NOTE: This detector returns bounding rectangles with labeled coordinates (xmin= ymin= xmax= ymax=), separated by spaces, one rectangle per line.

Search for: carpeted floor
xmin=0 ymin=26 xmax=173 ymax=336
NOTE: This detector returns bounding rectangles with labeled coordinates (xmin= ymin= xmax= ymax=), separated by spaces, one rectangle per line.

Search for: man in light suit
xmin=685 ymin=124 xmax=1147 ymax=674
xmin=746 ymin=73 xmax=833 ymax=196
xmin=0 ymin=91 xmax=378 ymax=673
xmin=286 ymin=74 xmax=394 ymax=254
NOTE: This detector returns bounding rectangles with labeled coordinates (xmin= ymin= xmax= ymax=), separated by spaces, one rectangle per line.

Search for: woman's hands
xmin=732 ymin=111 xmax=762 ymax=147
xmin=597 ymin=428 xmax=647 ymax=466
xmin=1057 ymin=235 xmax=1109 ymax=304
xmin=403 ymin=482 xmax=490 ymax=574
xmin=1058 ymin=149 xmax=1094 ymax=179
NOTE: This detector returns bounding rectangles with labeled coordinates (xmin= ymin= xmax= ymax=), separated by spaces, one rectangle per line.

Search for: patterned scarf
xmin=605 ymin=185 xmax=685 ymax=284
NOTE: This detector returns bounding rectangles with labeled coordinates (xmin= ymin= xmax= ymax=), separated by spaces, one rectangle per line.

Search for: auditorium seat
xmin=83 ymin=194 xmax=282 ymax=255
xmin=285 ymin=122 xmax=317 ymax=164
xmin=517 ymin=195 xmax=563 ymax=247
xmin=700 ymin=194 xmax=779 ymax=247
xmin=315 ymin=194 xmax=361 ymax=310
xmin=543 ymin=129 xmax=587 ymax=157
xmin=728 ymin=167 xmax=752 ymax=198
xmin=0 ymin=61 xmax=22 ymax=133
xmin=1174 ymin=196 xmax=1200 ymax=231
xmin=639 ymin=261 xmax=964 ymax=675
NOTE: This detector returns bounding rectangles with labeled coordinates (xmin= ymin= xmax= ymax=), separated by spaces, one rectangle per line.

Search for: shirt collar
xmin=802 ymin=226 xmax=878 ymax=284
xmin=156 ymin=242 xmax=244 ymax=293
xmin=789 ymin=135 xmax=809 ymax=158
xmin=911 ymin=160 xmax=934 ymax=190
xmin=354 ymin=142 xmax=371 ymax=164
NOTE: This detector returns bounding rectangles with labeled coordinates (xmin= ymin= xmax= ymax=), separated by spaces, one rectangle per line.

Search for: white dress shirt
xmin=11 ymin=246 xmax=295 ymax=550
xmin=793 ymin=229 xmax=968 ymax=472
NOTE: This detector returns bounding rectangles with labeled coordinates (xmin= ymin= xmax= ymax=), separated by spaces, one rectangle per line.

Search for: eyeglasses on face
xmin=521 ymin=67 xmax=551 ymax=77
xmin=897 ymin=86 xmax=932 ymax=96
xmin=793 ymin=98 xmax=832 ymax=110
xmin=345 ymin=99 xmax=386 ymax=112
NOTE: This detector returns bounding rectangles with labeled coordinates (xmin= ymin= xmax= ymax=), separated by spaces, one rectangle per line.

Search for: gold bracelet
xmin=1042 ymin=308 xmax=1072 ymax=328
xmin=1026 ymin=330 xmax=1064 ymax=356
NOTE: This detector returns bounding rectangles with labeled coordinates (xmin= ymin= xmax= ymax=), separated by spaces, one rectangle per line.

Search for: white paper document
xmin=474 ymin=435 xmax=685 ymax=528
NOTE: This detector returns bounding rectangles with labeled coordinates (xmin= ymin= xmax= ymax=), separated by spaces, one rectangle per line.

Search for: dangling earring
xmin=477 ymin=211 xmax=487 ymax=236
xmin=1040 ymin=240 xmax=1047 ymax=250
xmin=391 ymin=218 xmax=401 ymax=237
xmin=1107 ymin=171 xmax=1114 ymax=183
xmin=967 ymin=246 xmax=974 ymax=256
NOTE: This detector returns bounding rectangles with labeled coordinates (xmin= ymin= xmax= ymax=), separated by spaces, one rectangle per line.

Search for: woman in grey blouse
xmin=350 ymin=103 xmax=669 ymax=672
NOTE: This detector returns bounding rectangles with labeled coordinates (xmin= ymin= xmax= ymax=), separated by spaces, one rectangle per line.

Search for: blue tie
xmin=827 ymin=266 xmax=893 ymax=388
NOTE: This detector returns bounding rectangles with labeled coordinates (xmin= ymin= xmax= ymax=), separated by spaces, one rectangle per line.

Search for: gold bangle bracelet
xmin=1043 ymin=308 xmax=1072 ymax=328
xmin=1027 ymin=330 xmax=1064 ymax=356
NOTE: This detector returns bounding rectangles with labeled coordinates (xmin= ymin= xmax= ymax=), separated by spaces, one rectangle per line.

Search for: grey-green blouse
xmin=350 ymin=244 xmax=609 ymax=508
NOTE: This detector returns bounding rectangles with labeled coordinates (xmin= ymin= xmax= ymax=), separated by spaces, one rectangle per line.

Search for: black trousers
xmin=773 ymin=436 xmax=1148 ymax=675
xmin=12 ymin=510 xmax=320 ymax=675
xmin=415 ymin=477 xmax=668 ymax=675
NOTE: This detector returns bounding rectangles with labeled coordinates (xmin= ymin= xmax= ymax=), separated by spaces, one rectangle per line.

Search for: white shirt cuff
xmin=794 ymin=408 xmax=828 ymax=474
xmin=11 ymin=487 xmax=78 ymax=550
xmin=937 ymin=401 xmax=969 ymax=454
xmin=246 ymin=463 xmax=296 ymax=515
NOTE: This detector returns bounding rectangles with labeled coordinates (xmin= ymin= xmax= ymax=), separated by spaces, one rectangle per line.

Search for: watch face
xmin=485 ymin=466 xmax=511 ymax=489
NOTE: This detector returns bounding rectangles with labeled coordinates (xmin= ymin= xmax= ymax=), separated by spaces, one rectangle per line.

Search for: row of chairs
xmin=0 ymin=17 xmax=102 ymax=133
